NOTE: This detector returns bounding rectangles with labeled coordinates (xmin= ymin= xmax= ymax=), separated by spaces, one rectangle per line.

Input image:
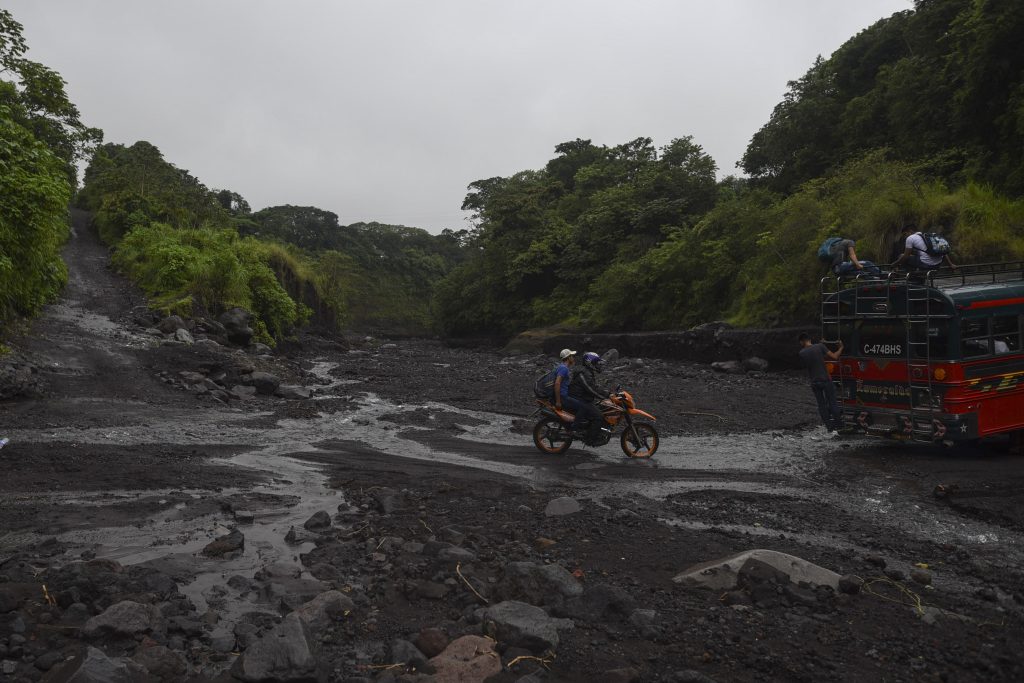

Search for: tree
xmin=1 ymin=9 xmax=101 ymax=179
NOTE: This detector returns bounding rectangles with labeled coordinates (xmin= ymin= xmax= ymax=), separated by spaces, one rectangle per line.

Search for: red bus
xmin=821 ymin=263 xmax=1024 ymax=447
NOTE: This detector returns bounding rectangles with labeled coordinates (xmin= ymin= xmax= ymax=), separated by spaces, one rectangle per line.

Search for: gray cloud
xmin=8 ymin=0 xmax=911 ymax=232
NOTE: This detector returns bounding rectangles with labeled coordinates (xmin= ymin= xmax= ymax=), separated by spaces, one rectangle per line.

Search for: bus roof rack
xmin=833 ymin=261 xmax=1024 ymax=290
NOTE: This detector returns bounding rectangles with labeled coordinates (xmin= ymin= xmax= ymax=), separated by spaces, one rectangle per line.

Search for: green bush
xmin=112 ymin=224 xmax=302 ymax=343
xmin=0 ymin=109 xmax=71 ymax=325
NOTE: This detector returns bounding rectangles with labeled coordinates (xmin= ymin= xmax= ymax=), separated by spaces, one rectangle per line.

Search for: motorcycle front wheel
xmin=533 ymin=418 xmax=573 ymax=454
xmin=621 ymin=422 xmax=658 ymax=458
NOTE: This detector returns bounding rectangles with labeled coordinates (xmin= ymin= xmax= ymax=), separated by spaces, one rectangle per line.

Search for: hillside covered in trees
xmin=434 ymin=0 xmax=1024 ymax=337
xmin=3 ymin=0 xmax=1024 ymax=343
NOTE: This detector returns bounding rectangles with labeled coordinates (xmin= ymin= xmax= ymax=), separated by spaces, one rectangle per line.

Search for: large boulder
xmin=428 ymin=635 xmax=501 ymax=683
xmin=157 ymin=315 xmax=187 ymax=334
xmin=495 ymin=562 xmax=583 ymax=607
xmin=218 ymin=307 xmax=254 ymax=347
xmin=247 ymin=372 xmax=281 ymax=396
xmin=482 ymin=600 xmax=573 ymax=652
xmin=83 ymin=600 xmax=161 ymax=639
xmin=232 ymin=613 xmax=325 ymax=683
xmin=672 ymin=549 xmax=841 ymax=591
xmin=291 ymin=590 xmax=354 ymax=632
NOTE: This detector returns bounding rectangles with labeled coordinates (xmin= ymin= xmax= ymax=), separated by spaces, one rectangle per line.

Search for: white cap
xmin=559 ymin=348 xmax=577 ymax=360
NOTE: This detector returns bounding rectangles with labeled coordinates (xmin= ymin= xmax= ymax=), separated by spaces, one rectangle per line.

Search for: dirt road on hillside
xmin=2 ymin=216 xmax=1024 ymax=682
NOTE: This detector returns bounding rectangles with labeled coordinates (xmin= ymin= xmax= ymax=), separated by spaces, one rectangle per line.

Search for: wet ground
xmin=2 ymin=218 xmax=1024 ymax=681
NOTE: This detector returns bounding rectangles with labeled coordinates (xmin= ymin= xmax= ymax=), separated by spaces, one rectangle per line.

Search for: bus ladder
xmin=820 ymin=275 xmax=847 ymax=410
xmin=905 ymin=277 xmax=937 ymax=437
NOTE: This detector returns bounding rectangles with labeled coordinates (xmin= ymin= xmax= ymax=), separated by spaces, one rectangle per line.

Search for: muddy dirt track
xmin=2 ymin=216 xmax=1024 ymax=682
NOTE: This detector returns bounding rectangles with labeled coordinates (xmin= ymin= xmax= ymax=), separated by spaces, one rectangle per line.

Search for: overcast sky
xmin=8 ymin=0 xmax=910 ymax=233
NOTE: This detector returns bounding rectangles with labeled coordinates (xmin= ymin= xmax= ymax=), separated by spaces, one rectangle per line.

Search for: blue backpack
xmin=817 ymin=237 xmax=843 ymax=264
xmin=533 ymin=367 xmax=559 ymax=398
xmin=918 ymin=232 xmax=951 ymax=257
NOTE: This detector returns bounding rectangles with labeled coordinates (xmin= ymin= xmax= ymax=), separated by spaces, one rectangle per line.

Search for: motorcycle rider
xmin=569 ymin=351 xmax=612 ymax=445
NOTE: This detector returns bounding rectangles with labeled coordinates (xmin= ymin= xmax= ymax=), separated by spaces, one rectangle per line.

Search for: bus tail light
xmin=933 ymin=368 xmax=946 ymax=380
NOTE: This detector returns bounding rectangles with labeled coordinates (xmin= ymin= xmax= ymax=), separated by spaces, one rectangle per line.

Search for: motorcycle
xmin=532 ymin=389 xmax=659 ymax=458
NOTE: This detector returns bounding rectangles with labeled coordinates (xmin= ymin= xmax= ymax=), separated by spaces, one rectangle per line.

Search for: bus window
xmin=961 ymin=318 xmax=990 ymax=358
xmin=992 ymin=314 xmax=1021 ymax=354
xmin=909 ymin=322 xmax=950 ymax=359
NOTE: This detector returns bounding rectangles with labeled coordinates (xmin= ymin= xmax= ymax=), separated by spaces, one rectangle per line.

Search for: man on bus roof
xmin=894 ymin=224 xmax=957 ymax=272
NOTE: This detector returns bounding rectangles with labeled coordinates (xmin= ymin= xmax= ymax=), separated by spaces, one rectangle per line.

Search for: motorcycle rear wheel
xmin=621 ymin=422 xmax=658 ymax=458
xmin=533 ymin=418 xmax=573 ymax=454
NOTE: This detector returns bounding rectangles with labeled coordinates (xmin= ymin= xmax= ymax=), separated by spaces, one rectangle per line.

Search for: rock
xmin=599 ymin=667 xmax=642 ymax=683
xmin=248 ymin=371 xmax=281 ymax=396
xmin=742 ymin=356 xmax=769 ymax=372
xmin=838 ymin=574 xmax=863 ymax=595
xmin=230 ymin=384 xmax=258 ymax=400
xmin=250 ymin=342 xmax=273 ymax=355
xmin=173 ymin=328 xmax=194 ymax=345
xmin=710 ymin=360 xmax=745 ymax=374
xmin=370 ymin=487 xmax=403 ymax=513
xmin=303 ymin=511 xmax=332 ymax=531
xmin=260 ymin=577 xmax=330 ymax=612
xmin=219 ymin=307 xmax=254 ymax=346
xmin=48 ymin=646 xmax=147 ymax=682
xmin=83 ymin=600 xmax=159 ymax=638
xmin=865 ymin=554 xmax=887 ymax=568
xmin=0 ymin=584 xmax=30 ymax=613
xmin=232 ymin=613 xmax=324 ymax=683
xmin=178 ymin=370 xmax=206 ymax=384
xmin=33 ymin=651 xmax=63 ymax=671
xmin=438 ymin=546 xmax=478 ymax=564
xmin=292 ymin=590 xmax=355 ymax=632
xmin=602 ymin=349 xmax=620 ymax=364
xmin=561 ymin=583 xmax=635 ymax=622
xmin=390 ymin=638 xmax=431 ymax=672
xmin=157 ymin=315 xmax=187 ymax=334
xmin=482 ymin=600 xmax=573 ymax=652
xmin=428 ymin=635 xmax=501 ymax=683
xmin=276 ymin=384 xmax=313 ymax=400
xmin=202 ymin=529 xmax=244 ymax=557
xmin=911 ymin=568 xmax=933 ymax=586
xmin=132 ymin=645 xmax=188 ymax=680
xmin=672 ymin=549 xmax=841 ymax=591
xmin=284 ymin=526 xmax=320 ymax=545
xmin=497 ymin=562 xmax=583 ymax=607
xmin=414 ymin=627 xmax=449 ymax=658
xmin=415 ymin=581 xmax=449 ymax=600
xmin=884 ymin=568 xmax=905 ymax=582
xmin=544 ymin=497 xmax=581 ymax=517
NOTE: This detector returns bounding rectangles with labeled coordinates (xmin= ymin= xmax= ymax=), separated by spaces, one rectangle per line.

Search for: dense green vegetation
xmin=434 ymin=0 xmax=1024 ymax=335
xmin=6 ymin=1 xmax=1024 ymax=342
xmin=0 ymin=9 xmax=99 ymax=327
xmin=77 ymin=141 xmax=469 ymax=341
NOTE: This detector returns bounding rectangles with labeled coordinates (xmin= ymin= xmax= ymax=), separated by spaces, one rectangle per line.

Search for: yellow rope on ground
xmin=860 ymin=575 xmax=925 ymax=614
xmin=678 ymin=411 xmax=726 ymax=421
xmin=507 ymin=652 xmax=555 ymax=670
xmin=456 ymin=562 xmax=488 ymax=604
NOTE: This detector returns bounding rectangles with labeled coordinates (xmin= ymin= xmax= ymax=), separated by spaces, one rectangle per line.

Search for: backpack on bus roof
xmin=533 ymin=367 xmax=559 ymax=399
xmin=817 ymin=237 xmax=844 ymax=264
xmin=917 ymin=231 xmax=951 ymax=257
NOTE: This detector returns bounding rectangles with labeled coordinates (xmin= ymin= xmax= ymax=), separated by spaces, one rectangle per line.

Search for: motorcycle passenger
xmin=569 ymin=351 xmax=610 ymax=445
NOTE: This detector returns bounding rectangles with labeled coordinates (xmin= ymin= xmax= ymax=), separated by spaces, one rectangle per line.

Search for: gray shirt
xmin=799 ymin=343 xmax=831 ymax=382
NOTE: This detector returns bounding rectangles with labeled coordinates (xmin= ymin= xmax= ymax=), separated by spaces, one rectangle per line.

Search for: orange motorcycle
xmin=532 ymin=389 xmax=659 ymax=457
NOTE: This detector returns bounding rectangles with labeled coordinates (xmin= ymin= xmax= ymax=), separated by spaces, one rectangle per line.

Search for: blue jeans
xmin=835 ymin=260 xmax=880 ymax=276
xmin=810 ymin=379 xmax=843 ymax=430
xmin=561 ymin=396 xmax=603 ymax=440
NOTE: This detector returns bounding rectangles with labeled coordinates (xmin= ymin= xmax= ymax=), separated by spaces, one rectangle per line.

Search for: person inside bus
xmin=798 ymin=333 xmax=844 ymax=435
xmin=893 ymin=224 xmax=957 ymax=271
xmin=831 ymin=238 xmax=881 ymax=276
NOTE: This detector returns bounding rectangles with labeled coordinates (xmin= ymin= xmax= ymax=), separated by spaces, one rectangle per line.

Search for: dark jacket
xmin=569 ymin=364 xmax=607 ymax=402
